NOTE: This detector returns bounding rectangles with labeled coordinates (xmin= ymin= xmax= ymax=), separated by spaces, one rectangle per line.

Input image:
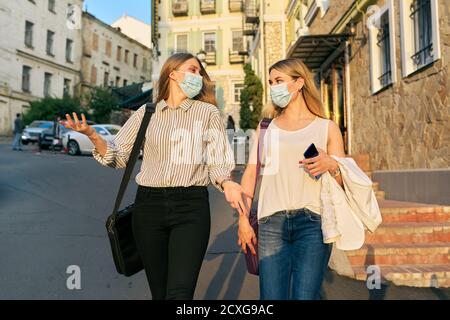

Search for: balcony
xmin=243 ymin=22 xmax=257 ymax=36
xmin=205 ymin=51 xmax=216 ymax=65
xmin=229 ymin=50 xmax=246 ymax=64
xmin=172 ymin=0 xmax=188 ymax=17
xmin=242 ymin=0 xmax=259 ymax=37
xmin=200 ymin=0 xmax=216 ymax=14
xmin=244 ymin=0 xmax=259 ymax=24
xmin=229 ymin=0 xmax=242 ymax=12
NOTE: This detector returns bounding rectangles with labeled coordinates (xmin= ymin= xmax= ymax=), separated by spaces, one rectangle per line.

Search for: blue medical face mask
xmin=177 ymin=71 xmax=203 ymax=99
xmin=270 ymin=80 xmax=297 ymax=108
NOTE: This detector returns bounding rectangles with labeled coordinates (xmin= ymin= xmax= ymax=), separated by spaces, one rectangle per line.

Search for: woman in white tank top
xmin=238 ymin=58 xmax=346 ymax=300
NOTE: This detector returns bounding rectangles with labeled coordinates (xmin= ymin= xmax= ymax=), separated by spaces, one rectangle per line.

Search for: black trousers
xmin=132 ymin=185 xmax=211 ymax=300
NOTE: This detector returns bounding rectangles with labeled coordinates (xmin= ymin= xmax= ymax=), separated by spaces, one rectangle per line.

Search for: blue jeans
xmin=11 ymin=133 xmax=22 ymax=150
xmin=258 ymin=208 xmax=332 ymax=300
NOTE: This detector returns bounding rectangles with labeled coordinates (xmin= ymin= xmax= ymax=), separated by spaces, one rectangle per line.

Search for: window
xmin=125 ymin=50 xmax=129 ymax=63
xmin=204 ymin=32 xmax=216 ymax=52
xmin=117 ymin=46 xmax=122 ymax=61
xmin=305 ymin=0 xmax=330 ymax=26
xmin=399 ymin=0 xmax=441 ymax=77
xmin=44 ymin=73 xmax=52 ymax=97
xmin=90 ymin=65 xmax=97 ymax=84
xmin=175 ymin=34 xmax=188 ymax=53
xmin=63 ymin=79 xmax=71 ymax=97
xmin=368 ymin=0 xmax=396 ymax=94
xmin=48 ymin=0 xmax=55 ymax=12
xmin=115 ymin=76 xmax=121 ymax=87
xmin=233 ymin=83 xmax=244 ymax=103
xmin=123 ymin=79 xmax=128 ymax=87
xmin=25 ymin=21 xmax=34 ymax=48
xmin=92 ymin=34 xmax=99 ymax=51
xmin=105 ymin=40 xmax=112 ymax=57
xmin=143 ymin=57 xmax=148 ymax=72
xmin=22 ymin=66 xmax=31 ymax=93
xmin=411 ymin=0 xmax=433 ymax=66
xmin=133 ymin=54 xmax=138 ymax=68
xmin=46 ymin=30 xmax=55 ymax=56
xmin=103 ymin=72 xmax=109 ymax=87
xmin=232 ymin=30 xmax=244 ymax=52
xmin=66 ymin=39 xmax=73 ymax=62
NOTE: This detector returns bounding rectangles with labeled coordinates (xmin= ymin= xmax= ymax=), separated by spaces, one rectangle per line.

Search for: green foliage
xmin=22 ymin=87 xmax=120 ymax=125
xmin=23 ymin=96 xmax=84 ymax=125
xmin=85 ymin=87 xmax=120 ymax=124
xmin=239 ymin=63 xmax=264 ymax=130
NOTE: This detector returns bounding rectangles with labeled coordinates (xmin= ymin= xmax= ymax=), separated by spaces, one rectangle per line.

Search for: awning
xmin=287 ymin=34 xmax=352 ymax=71
xmin=111 ymin=82 xmax=153 ymax=110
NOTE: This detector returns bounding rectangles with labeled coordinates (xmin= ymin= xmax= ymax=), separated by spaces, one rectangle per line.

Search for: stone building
xmin=151 ymin=0 xmax=247 ymax=127
xmin=243 ymin=0 xmax=288 ymax=104
xmin=0 ymin=0 xmax=83 ymax=135
xmin=245 ymin=0 xmax=448 ymax=204
xmin=81 ymin=12 xmax=152 ymax=96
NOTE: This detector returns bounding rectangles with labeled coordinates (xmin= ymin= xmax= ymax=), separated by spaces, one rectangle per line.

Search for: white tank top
xmin=255 ymin=116 xmax=330 ymax=220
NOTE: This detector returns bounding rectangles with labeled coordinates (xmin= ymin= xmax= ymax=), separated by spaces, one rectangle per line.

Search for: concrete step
xmin=352 ymin=264 xmax=450 ymax=288
xmin=365 ymin=222 xmax=450 ymax=244
xmin=380 ymin=205 xmax=450 ymax=223
xmin=346 ymin=242 xmax=450 ymax=266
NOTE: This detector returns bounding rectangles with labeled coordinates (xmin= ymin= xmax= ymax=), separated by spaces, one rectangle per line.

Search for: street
xmin=0 ymin=140 xmax=448 ymax=300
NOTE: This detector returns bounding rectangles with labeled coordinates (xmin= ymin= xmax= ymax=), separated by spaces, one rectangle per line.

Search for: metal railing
xmin=200 ymin=0 xmax=216 ymax=14
xmin=229 ymin=50 xmax=245 ymax=64
xmin=172 ymin=0 xmax=188 ymax=16
xmin=205 ymin=51 xmax=216 ymax=65
xmin=229 ymin=0 xmax=242 ymax=12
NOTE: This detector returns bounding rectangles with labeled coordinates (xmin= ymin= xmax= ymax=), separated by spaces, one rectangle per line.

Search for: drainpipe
xmin=344 ymin=41 xmax=352 ymax=155
xmin=260 ymin=0 xmax=267 ymax=105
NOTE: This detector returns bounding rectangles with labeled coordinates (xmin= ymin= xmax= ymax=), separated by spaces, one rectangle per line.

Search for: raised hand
xmin=64 ymin=112 xmax=95 ymax=137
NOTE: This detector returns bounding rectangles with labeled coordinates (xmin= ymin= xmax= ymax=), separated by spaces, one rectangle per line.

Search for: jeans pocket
xmin=305 ymin=209 xmax=321 ymax=222
xmin=258 ymin=215 xmax=271 ymax=225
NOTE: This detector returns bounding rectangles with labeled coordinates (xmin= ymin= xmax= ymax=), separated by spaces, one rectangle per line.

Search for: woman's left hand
xmin=223 ymin=181 xmax=250 ymax=216
xmin=299 ymin=148 xmax=338 ymax=178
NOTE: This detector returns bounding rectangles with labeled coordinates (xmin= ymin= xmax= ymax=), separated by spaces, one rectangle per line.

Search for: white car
xmin=63 ymin=124 xmax=121 ymax=156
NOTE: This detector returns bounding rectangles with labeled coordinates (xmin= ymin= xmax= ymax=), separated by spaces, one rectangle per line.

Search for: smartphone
xmin=303 ymin=143 xmax=321 ymax=180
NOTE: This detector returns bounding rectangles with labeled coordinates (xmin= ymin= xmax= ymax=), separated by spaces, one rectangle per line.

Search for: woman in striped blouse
xmin=63 ymin=53 xmax=246 ymax=300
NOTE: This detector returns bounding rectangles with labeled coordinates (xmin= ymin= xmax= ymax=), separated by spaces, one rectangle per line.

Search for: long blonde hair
xmin=263 ymin=58 xmax=326 ymax=119
xmin=156 ymin=53 xmax=217 ymax=105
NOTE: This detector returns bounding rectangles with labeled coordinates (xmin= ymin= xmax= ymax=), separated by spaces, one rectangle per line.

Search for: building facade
xmin=151 ymin=0 xmax=247 ymax=127
xmin=244 ymin=0 xmax=449 ymax=204
xmin=0 ymin=0 xmax=83 ymax=135
xmin=81 ymin=12 xmax=152 ymax=96
xmin=111 ymin=14 xmax=152 ymax=49
xmin=244 ymin=0 xmax=289 ymax=104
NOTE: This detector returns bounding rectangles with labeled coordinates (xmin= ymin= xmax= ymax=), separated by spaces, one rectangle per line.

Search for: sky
xmin=83 ymin=0 xmax=151 ymax=25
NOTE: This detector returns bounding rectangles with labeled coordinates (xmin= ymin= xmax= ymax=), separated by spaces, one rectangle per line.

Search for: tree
xmin=23 ymin=96 xmax=84 ymax=125
xmin=239 ymin=63 xmax=263 ymax=130
xmin=85 ymin=87 xmax=120 ymax=124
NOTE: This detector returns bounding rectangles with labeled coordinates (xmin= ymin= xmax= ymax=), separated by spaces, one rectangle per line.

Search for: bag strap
xmin=256 ymin=118 xmax=273 ymax=177
xmin=112 ymin=103 xmax=156 ymax=215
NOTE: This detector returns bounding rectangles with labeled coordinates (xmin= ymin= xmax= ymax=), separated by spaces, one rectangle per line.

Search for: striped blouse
xmin=92 ymin=98 xmax=235 ymax=192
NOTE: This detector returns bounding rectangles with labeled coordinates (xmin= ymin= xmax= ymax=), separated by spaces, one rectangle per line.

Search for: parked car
xmin=39 ymin=120 xmax=96 ymax=150
xmin=63 ymin=124 xmax=121 ymax=156
xmin=21 ymin=121 xmax=53 ymax=145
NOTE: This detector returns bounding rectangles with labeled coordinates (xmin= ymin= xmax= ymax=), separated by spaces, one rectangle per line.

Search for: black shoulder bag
xmin=105 ymin=102 xmax=156 ymax=277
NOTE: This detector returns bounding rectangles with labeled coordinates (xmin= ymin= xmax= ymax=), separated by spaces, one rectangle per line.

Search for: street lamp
xmin=196 ymin=50 xmax=207 ymax=68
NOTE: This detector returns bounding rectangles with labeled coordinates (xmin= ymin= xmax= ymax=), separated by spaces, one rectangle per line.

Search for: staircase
xmin=341 ymin=155 xmax=450 ymax=288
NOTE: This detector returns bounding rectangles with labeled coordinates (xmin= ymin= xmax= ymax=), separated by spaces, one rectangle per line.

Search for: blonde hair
xmin=263 ymin=58 xmax=326 ymax=119
xmin=156 ymin=53 xmax=217 ymax=105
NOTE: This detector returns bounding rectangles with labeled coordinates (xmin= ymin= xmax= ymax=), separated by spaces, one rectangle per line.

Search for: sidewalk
xmin=0 ymin=136 xmax=13 ymax=145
